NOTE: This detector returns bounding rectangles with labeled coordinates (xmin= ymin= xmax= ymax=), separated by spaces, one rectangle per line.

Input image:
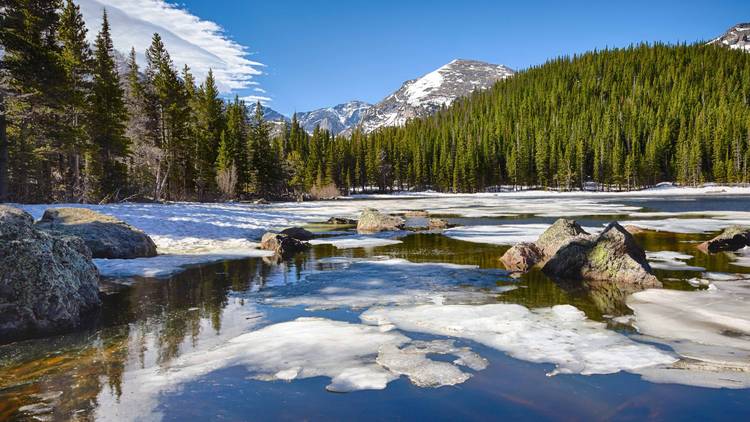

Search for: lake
xmin=3 ymin=191 xmax=750 ymax=421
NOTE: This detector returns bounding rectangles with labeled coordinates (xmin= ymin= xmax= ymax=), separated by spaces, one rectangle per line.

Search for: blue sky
xmin=90 ymin=0 xmax=747 ymax=115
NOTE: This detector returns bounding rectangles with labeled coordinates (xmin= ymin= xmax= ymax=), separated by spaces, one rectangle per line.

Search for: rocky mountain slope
xmin=347 ymin=59 xmax=514 ymax=135
xmin=295 ymin=101 xmax=372 ymax=135
xmin=709 ymin=23 xmax=750 ymax=51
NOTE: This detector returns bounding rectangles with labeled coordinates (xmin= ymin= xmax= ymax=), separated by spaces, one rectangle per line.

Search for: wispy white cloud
xmin=253 ymin=87 xmax=267 ymax=93
xmin=77 ymin=0 xmax=264 ymax=93
xmin=240 ymin=95 xmax=272 ymax=105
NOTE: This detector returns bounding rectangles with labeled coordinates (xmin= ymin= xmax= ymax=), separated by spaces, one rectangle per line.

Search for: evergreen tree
xmin=87 ymin=9 xmax=129 ymax=201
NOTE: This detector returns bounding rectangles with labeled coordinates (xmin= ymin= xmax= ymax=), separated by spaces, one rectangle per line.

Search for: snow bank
xmin=361 ymin=304 xmax=676 ymax=377
xmin=265 ymin=257 xmax=512 ymax=310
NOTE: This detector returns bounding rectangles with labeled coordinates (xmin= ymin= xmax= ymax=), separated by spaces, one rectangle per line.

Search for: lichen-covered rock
xmin=0 ymin=205 xmax=100 ymax=341
xmin=428 ymin=218 xmax=449 ymax=230
xmin=356 ymin=208 xmax=405 ymax=233
xmin=280 ymin=227 xmax=315 ymax=241
xmin=500 ymin=242 xmax=543 ymax=272
xmin=697 ymin=226 xmax=750 ymax=253
xmin=35 ymin=207 xmax=157 ymax=259
xmin=543 ymin=222 xmax=661 ymax=288
xmin=260 ymin=232 xmax=309 ymax=258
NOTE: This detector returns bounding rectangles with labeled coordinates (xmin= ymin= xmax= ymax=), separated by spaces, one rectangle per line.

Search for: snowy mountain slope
xmin=346 ymin=59 xmax=514 ymax=135
xmin=295 ymin=100 xmax=372 ymax=135
xmin=709 ymin=23 xmax=750 ymax=52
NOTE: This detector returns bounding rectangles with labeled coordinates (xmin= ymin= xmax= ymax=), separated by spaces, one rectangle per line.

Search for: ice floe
xmin=95 ymin=250 xmax=273 ymax=278
xmin=309 ymin=234 xmax=403 ymax=249
xmin=646 ymin=251 xmax=705 ymax=272
xmin=628 ymin=280 xmax=750 ymax=388
xmin=263 ymin=257 xmax=513 ymax=310
xmin=361 ymin=303 xmax=677 ymax=377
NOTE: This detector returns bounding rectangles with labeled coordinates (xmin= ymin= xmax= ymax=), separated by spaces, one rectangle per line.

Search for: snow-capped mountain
xmin=347 ymin=59 xmax=514 ymax=135
xmin=295 ymin=101 xmax=372 ymax=135
xmin=709 ymin=23 xmax=750 ymax=52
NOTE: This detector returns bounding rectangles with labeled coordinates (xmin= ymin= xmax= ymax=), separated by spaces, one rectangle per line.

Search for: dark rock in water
xmin=0 ymin=205 xmax=100 ymax=341
xmin=280 ymin=227 xmax=315 ymax=241
xmin=428 ymin=218 xmax=450 ymax=230
xmin=36 ymin=208 xmax=157 ymax=259
xmin=325 ymin=217 xmax=357 ymax=225
xmin=697 ymin=226 xmax=750 ymax=253
xmin=543 ymin=222 xmax=661 ymax=288
xmin=500 ymin=242 xmax=543 ymax=272
xmin=357 ymin=208 xmax=405 ymax=233
xmin=499 ymin=218 xmax=588 ymax=271
xmin=260 ymin=232 xmax=309 ymax=258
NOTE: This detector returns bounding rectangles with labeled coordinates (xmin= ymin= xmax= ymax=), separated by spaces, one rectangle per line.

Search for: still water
xmin=2 ymin=196 xmax=750 ymax=421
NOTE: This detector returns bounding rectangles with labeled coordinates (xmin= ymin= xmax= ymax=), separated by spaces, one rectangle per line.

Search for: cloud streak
xmin=77 ymin=0 xmax=264 ymax=93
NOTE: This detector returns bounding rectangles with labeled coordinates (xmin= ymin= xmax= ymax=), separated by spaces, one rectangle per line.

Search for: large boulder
xmin=36 ymin=208 xmax=157 ymax=259
xmin=357 ymin=208 xmax=405 ymax=233
xmin=543 ymin=222 xmax=661 ymax=288
xmin=428 ymin=218 xmax=450 ymax=230
xmin=0 ymin=206 xmax=100 ymax=341
xmin=697 ymin=226 xmax=750 ymax=253
xmin=260 ymin=232 xmax=309 ymax=258
xmin=499 ymin=219 xmax=589 ymax=271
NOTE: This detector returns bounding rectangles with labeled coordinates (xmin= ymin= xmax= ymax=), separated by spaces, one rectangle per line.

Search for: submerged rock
xmin=697 ymin=226 xmax=750 ymax=253
xmin=544 ymin=222 xmax=661 ymax=288
xmin=260 ymin=232 xmax=310 ymax=258
xmin=357 ymin=208 xmax=405 ymax=233
xmin=280 ymin=227 xmax=315 ymax=241
xmin=0 ymin=205 xmax=100 ymax=341
xmin=36 ymin=208 xmax=157 ymax=259
xmin=325 ymin=217 xmax=357 ymax=225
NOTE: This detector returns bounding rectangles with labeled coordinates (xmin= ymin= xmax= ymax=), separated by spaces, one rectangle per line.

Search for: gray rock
xmin=0 ymin=205 xmax=100 ymax=341
xmin=543 ymin=222 xmax=661 ymax=288
xmin=697 ymin=226 xmax=750 ymax=253
xmin=260 ymin=232 xmax=309 ymax=258
xmin=357 ymin=208 xmax=405 ymax=233
xmin=280 ymin=227 xmax=315 ymax=241
xmin=36 ymin=208 xmax=157 ymax=259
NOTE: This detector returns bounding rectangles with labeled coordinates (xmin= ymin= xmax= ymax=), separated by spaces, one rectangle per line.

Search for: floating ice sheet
xmin=646 ymin=251 xmax=705 ymax=272
xmin=95 ymin=250 xmax=273 ymax=278
xmin=444 ymin=224 xmax=602 ymax=245
xmin=309 ymin=234 xmax=403 ymax=249
xmin=361 ymin=304 xmax=676 ymax=377
xmin=628 ymin=280 xmax=750 ymax=388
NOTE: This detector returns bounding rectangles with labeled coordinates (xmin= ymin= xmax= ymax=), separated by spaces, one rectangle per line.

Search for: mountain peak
xmin=710 ymin=23 xmax=750 ymax=52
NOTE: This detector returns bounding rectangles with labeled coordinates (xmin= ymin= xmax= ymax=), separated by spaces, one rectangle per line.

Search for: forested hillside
xmin=1 ymin=1 xmax=749 ymax=203
xmin=339 ymin=43 xmax=750 ymax=192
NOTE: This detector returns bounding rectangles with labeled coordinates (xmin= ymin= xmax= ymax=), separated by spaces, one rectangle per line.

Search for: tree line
xmin=2 ymin=2 xmax=750 ymax=204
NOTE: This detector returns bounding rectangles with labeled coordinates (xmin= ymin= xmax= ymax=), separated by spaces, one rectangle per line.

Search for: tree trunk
xmin=0 ymin=94 xmax=9 ymax=202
